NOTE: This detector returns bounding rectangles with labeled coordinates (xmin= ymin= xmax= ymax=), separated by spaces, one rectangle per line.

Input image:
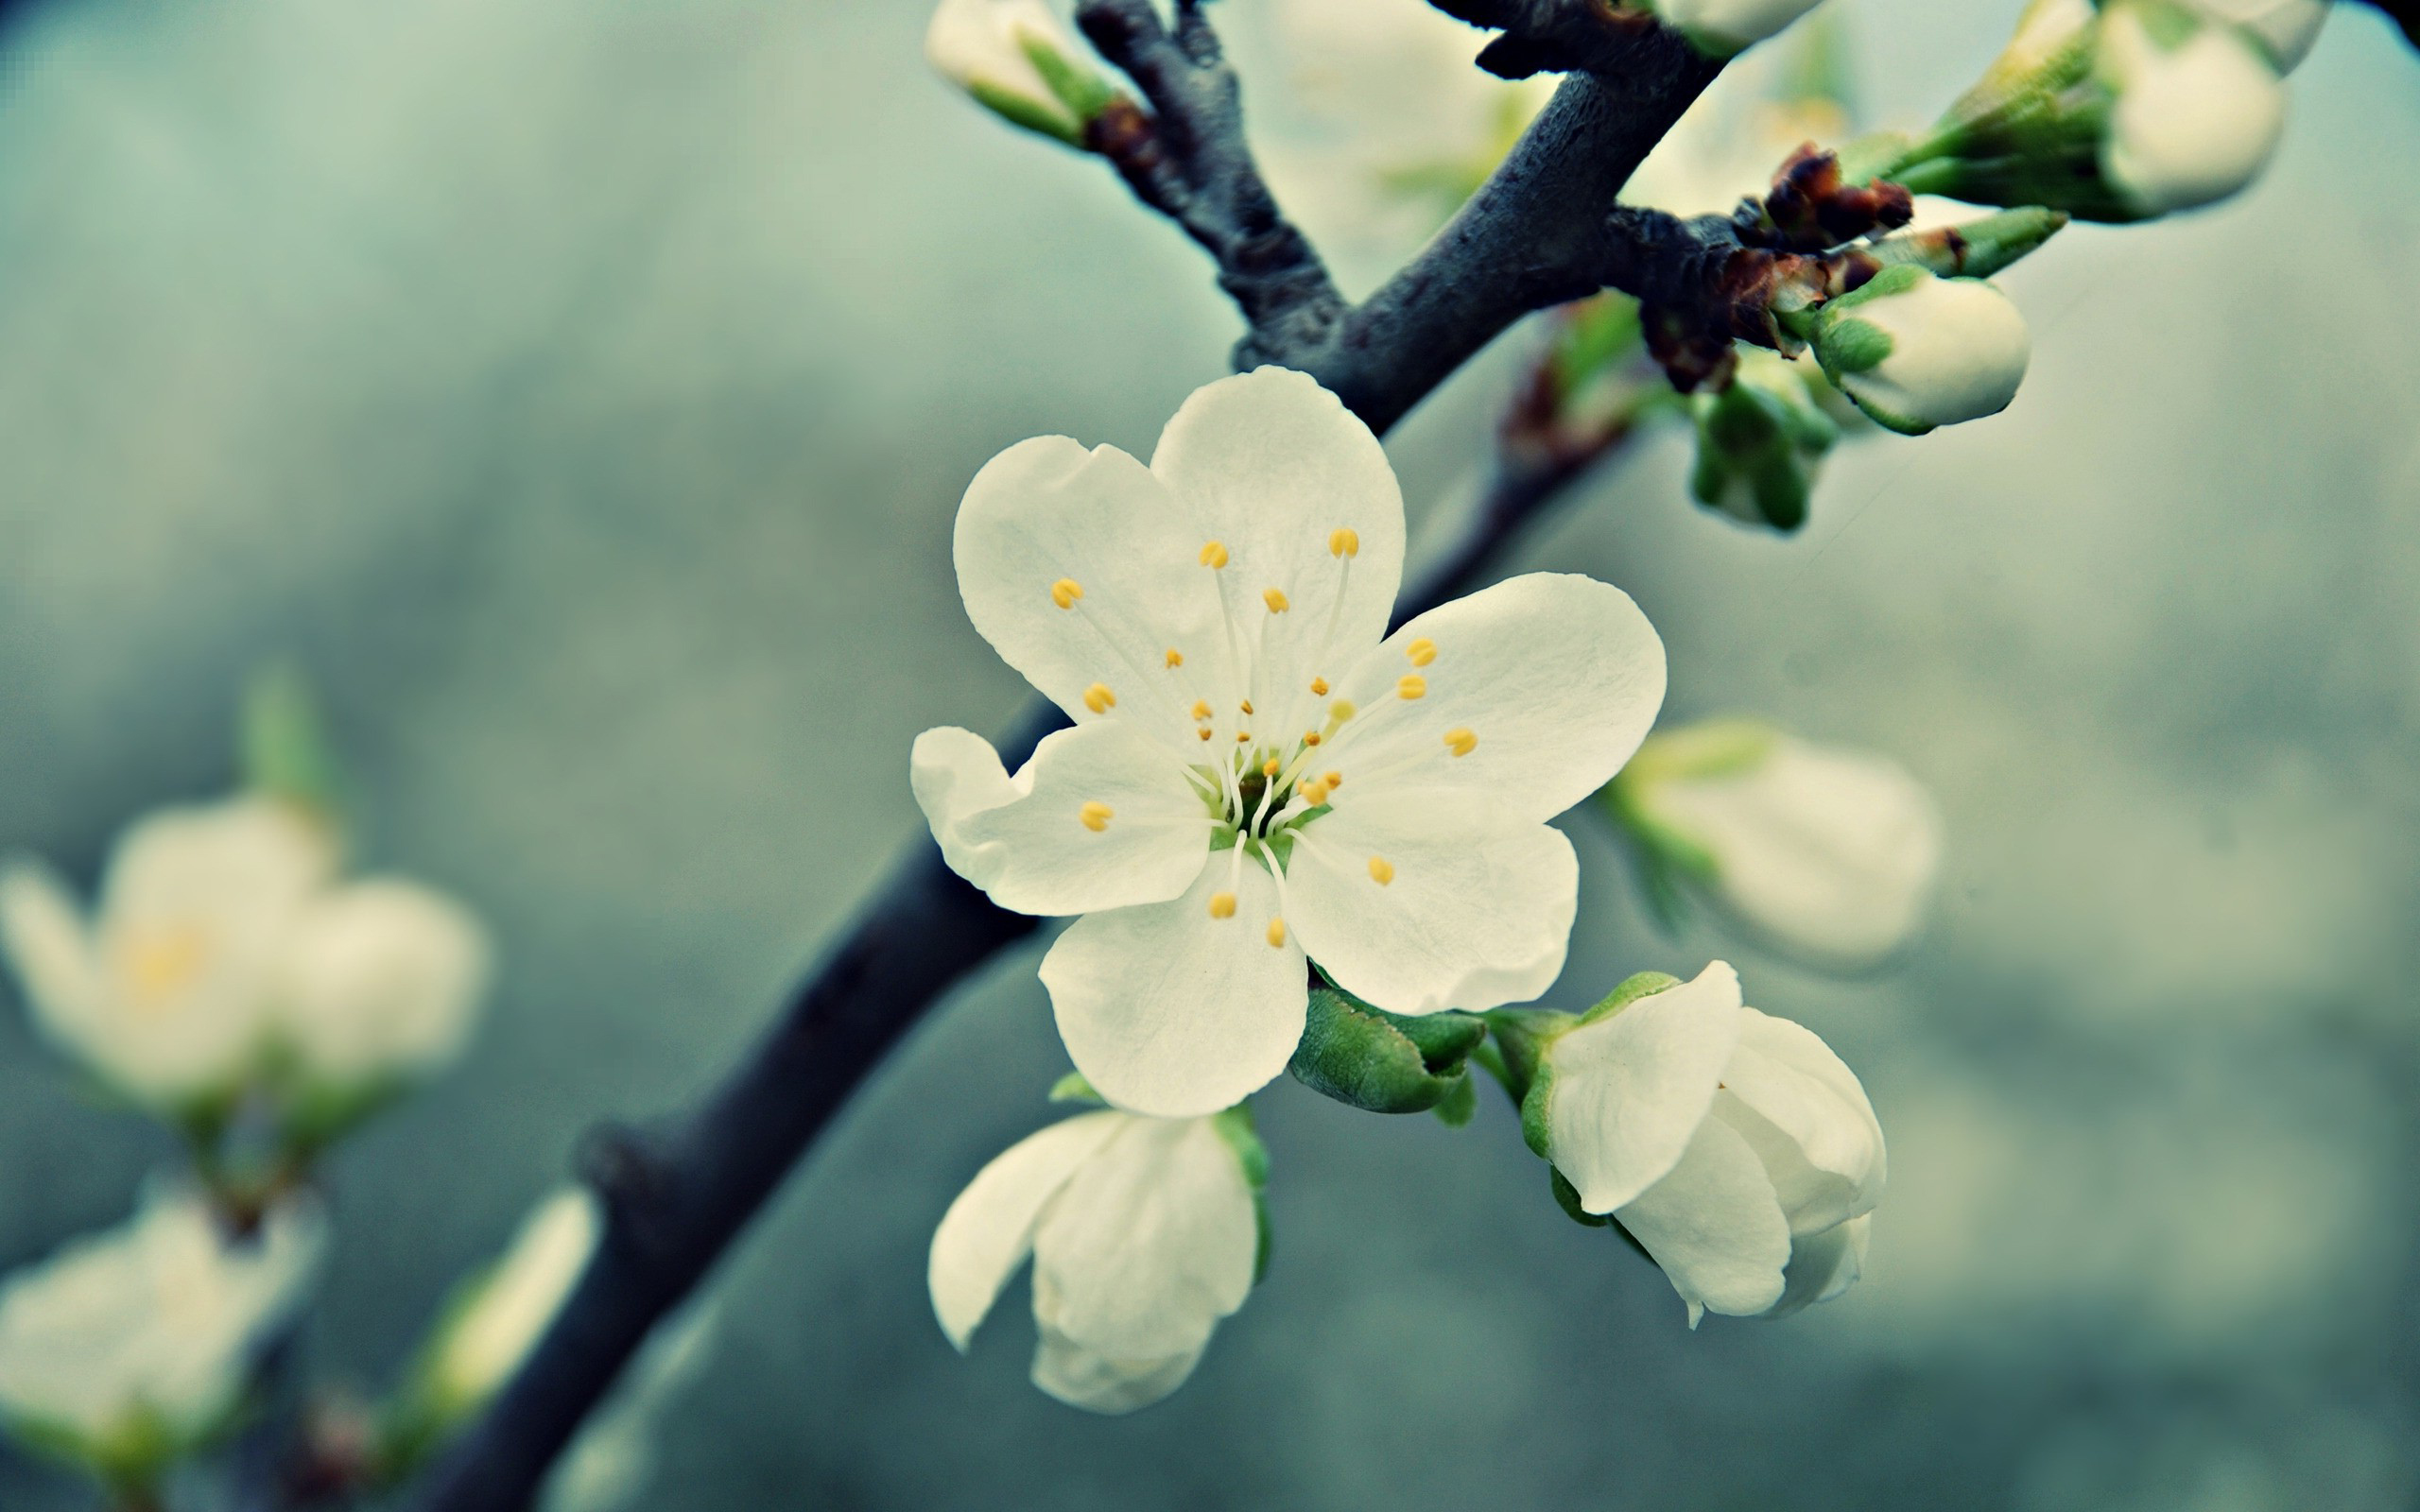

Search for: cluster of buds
xmin=924 ymin=0 xmax=1120 ymax=146
xmin=1851 ymin=0 xmax=2324 ymax=222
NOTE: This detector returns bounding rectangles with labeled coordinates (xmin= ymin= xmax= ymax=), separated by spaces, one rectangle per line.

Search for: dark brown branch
xmin=1078 ymin=0 xmax=1347 ymax=366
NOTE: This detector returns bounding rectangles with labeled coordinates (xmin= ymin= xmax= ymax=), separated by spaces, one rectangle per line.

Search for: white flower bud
xmin=1530 ymin=963 xmax=1883 ymax=1326
xmin=0 ymin=1187 xmax=325 ymax=1477
xmin=1615 ymin=721 xmax=1944 ymax=968
xmin=1812 ymin=266 xmax=2031 ymax=437
xmin=929 ymin=1107 xmax=1264 ymax=1413
xmin=2185 ymin=0 xmax=2329 ymax=72
xmin=422 ymin=1189 xmax=600 ymax=1421
xmin=925 ymin=0 xmax=1112 ymax=145
xmin=1645 ymin=0 xmax=1829 ymax=57
xmin=273 ymin=880 xmax=493 ymax=1104
xmin=2099 ymin=1 xmax=2288 ymax=216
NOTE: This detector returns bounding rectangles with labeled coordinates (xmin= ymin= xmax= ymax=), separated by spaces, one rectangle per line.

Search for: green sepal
xmin=1017 ymin=32 xmax=1115 ymax=126
xmin=241 ymin=662 xmax=347 ymax=829
xmin=1286 ymin=985 xmax=1486 ymax=1116
xmin=967 ymin=79 xmax=1083 ymax=146
xmin=1046 ymin=1071 xmax=1103 ymax=1106
xmin=1430 ymin=1073 xmax=1478 ymax=1128
xmin=1578 ymin=971 xmax=1684 ymax=1027
xmin=1210 ymin=1104 xmax=1272 ymax=1284
xmin=1867 ymin=206 xmax=2070 ymax=283
xmin=1814 ymin=313 xmax=1894 ymax=380
xmin=1507 ymin=973 xmax=1677 ymax=1163
xmin=1550 ymin=1167 xmax=1610 ymax=1228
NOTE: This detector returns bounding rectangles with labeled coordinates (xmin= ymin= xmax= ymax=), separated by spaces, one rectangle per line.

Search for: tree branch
xmin=411 ymin=26 xmax=1724 ymax=1512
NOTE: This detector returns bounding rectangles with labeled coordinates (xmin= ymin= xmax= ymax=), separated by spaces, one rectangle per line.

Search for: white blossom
xmin=2184 ymin=0 xmax=2329 ymax=72
xmin=1536 ymin=963 xmax=1883 ymax=1325
xmin=0 ymin=1186 xmax=324 ymax=1471
xmin=925 ymin=0 xmax=1108 ymax=145
xmin=423 ymin=1188 xmax=600 ymax=1419
xmin=2099 ymin=1 xmax=2289 ymax=216
xmin=0 ymin=796 xmax=492 ymax=1123
xmin=1645 ymin=0 xmax=1829 ymax=57
xmin=914 ymin=369 xmax=1666 ymax=1115
xmin=1616 ymin=721 xmax=1944 ymax=968
xmin=929 ymin=1108 xmax=1261 ymax=1413
xmin=1812 ymin=267 xmax=2032 ymax=437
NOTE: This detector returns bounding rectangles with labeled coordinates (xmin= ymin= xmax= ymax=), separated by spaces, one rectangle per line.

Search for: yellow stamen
xmin=1199 ymin=729 xmax=1213 ymax=742
xmin=1261 ymin=757 xmax=1281 ymax=779
xmin=1329 ymin=699 xmax=1357 ymax=723
xmin=121 ymin=926 xmax=209 ymax=1009
xmin=1209 ymin=891 xmax=1237 ymax=919
xmin=1191 ymin=700 xmax=1211 ymax=720
xmin=1310 ymin=677 xmax=1329 ymax=696
xmin=1329 ymin=528 xmax=1359 ymax=558
xmin=1444 ymin=728 xmax=1478 ymax=757
xmin=1079 ymin=801 xmax=1113 ymax=833
xmin=1397 ymin=675 xmax=1426 ymax=700
xmin=1263 ymin=589 xmax=1289 ymax=613
xmin=1300 ymin=781 xmax=1327 ymax=806
xmin=1266 ymin=917 xmax=1288 ymax=949
xmin=1050 ymin=578 xmax=1083 ymax=610
xmin=1323 ymin=770 xmax=1342 ymax=788
xmin=1304 ymin=731 xmax=1322 ymax=747
xmin=1368 ymin=857 xmax=1394 ymax=885
xmin=1407 ymin=637 xmax=1437 ymax=667
xmin=1200 ymin=541 xmax=1229 ymax=569
xmin=1165 ymin=648 xmax=1184 ymax=668
xmin=1236 ymin=731 xmax=1252 ymax=744
xmin=1082 ymin=683 xmax=1116 ymax=714
xmin=1240 ymin=700 xmax=1253 ymax=715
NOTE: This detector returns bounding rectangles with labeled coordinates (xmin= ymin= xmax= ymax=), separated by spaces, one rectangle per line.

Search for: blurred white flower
xmin=2184 ymin=0 xmax=2329 ymax=72
xmin=0 ymin=798 xmax=337 ymax=1114
xmin=0 ymin=795 xmax=492 ymax=1130
xmin=913 ymin=368 xmax=1665 ymax=1115
xmin=2099 ymin=0 xmax=2288 ymax=216
xmin=925 ymin=0 xmax=1114 ymax=146
xmin=1644 ymin=0 xmax=1828 ymax=58
xmin=0 ymin=1185 xmax=324 ymax=1478
xmin=929 ymin=1107 xmax=1263 ymax=1413
xmin=422 ymin=1188 xmax=600 ymax=1422
xmin=1533 ymin=962 xmax=1884 ymax=1325
xmin=1812 ymin=266 xmax=2031 ymax=436
xmin=1613 ymin=720 xmax=1944 ymax=967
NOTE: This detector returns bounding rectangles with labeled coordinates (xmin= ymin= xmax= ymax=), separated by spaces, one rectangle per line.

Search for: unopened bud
xmin=1687 ymin=350 xmax=1839 ymax=532
xmin=2185 ymin=0 xmax=2330 ymax=72
xmin=1811 ymin=266 xmax=2031 ymax=437
xmin=2098 ymin=0 xmax=2287 ymax=215
xmin=925 ymin=0 xmax=1115 ymax=146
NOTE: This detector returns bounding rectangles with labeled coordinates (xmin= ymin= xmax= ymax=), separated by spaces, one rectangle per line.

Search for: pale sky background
xmin=0 ymin=1 xmax=2416 ymax=1507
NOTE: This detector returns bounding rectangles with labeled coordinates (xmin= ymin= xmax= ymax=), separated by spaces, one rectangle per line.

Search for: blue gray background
xmin=1 ymin=0 xmax=2416 ymax=1506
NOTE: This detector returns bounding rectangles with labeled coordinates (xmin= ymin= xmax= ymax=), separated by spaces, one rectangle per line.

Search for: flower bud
xmin=1641 ymin=0 xmax=1830 ymax=58
xmin=413 ymin=1190 xmax=599 ymax=1430
xmin=1687 ymin=351 xmax=1840 ymax=532
xmin=2097 ymin=0 xmax=2288 ymax=215
xmin=1609 ymin=720 xmax=1944 ymax=968
xmin=2186 ymin=0 xmax=2329 ymax=72
xmin=925 ymin=0 xmax=1115 ymax=146
xmin=1810 ymin=266 xmax=2031 ymax=436
xmin=1523 ymin=963 xmax=1883 ymax=1325
xmin=930 ymin=1103 xmax=1265 ymax=1413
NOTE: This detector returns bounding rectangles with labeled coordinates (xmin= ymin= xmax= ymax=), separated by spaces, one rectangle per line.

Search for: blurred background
xmin=1 ymin=0 xmax=2416 ymax=1506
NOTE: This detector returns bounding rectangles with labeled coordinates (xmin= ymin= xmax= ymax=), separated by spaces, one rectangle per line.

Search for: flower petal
xmin=1284 ymin=790 xmax=1576 ymax=1016
xmin=1616 ymin=1112 xmax=1793 ymax=1325
xmin=1030 ymin=1115 xmax=1256 ymax=1360
xmin=1041 ymin=861 xmax=1305 ymax=1117
xmin=912 ymin=722 xmax=1211 ymax=918
xmin=0 ymin=859 xmax=106 ymax=1051
xmin=1322 ymin=573 xmax=1665 ymax=826
xmin=954 ymin=434 xmax=1236 ymax=751
xmin=927 ymin=1110 xmax=1125 ymax=1351
xmin=1712 ymin=1008 xmax=1886 ymax=1235
xmin=1149 ymin=369 xmax=1408 ymax=748
xmin=1546 ymin=962 xmax=1744 ymax=1214
xmin=275 ymin=880 xmax=493 ymax=1086
xmin=1768 ymin=1212 xmax=1871 ymax=1319
xmin=1029 ymin=1307 xmax=1208 ymax=1416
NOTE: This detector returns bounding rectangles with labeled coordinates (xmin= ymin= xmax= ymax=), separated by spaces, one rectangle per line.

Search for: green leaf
xmin=1430 ymin=1073 xmax=1478 ymax=1128
xmin=1286 ymin=986 xmax=1486 ymax=1116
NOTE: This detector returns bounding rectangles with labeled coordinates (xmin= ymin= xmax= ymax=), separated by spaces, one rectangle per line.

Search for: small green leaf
xmin=1430 ymin=1073 xmax=1478 ymax=1128
xmin=1286 ymin=986 xmax=1485 ymax=1116
xmin=1046 ymin=1072 xmax=1103 ymax=1106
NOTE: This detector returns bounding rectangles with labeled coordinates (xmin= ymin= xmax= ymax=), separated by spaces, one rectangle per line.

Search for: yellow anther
xmin=1444 ymin=728 xmax=1478 ymax=757
xmin=1368 ymin=856 xmax=1394 ymax=885
xmin=1191 ymin=700 xmax=1212 ymax=720
xmin=1079 ymin=801 xmax=1113 ymax=833
xmin=1263 ymin=588 xmax=1290 ymax=613
xmin=1310 ymin=678 xmax=1329 ymax=696
xmin=1300 ymin=781 xmax=1326 ymax=806
xmin=1082 ymin=683 xmax=1116 ymax=714
xmin=1329 ymin=699 xmax=1357 ymax=723
xmin=1397 ymin=675 xmax=1427 ymax=700
xmin=1209 ymin=891 xmax=1237 ymax=919
xmin=1050 ymin=578 xmax=1083 ymax=610
xmin=1323 ymin=770 xmax=1342 ymax=788
xmin=1200 ymin=541 xmax=1229 ymax=569
xmin=1198 ymin=729 xmax=1214 ymax=742
xmin=1240 ymin=700 xmax=1253 ymax=715
xmin=1261 ymin=757 xmax=1281 ymax=779
xmin=1266 ymin=917 xmax=1288 ymax=949
xmin=1407 ymin=638 xmax=1437 ymax=667
xmin=1329 ymin=528 xmax=1360 ymax=558
xmin=1304 ymin=731 xmax=1322 ymax=747
xmin=1165 ymin=648 xmax=1184 ymax=668
xmin=1236 ymin=731 xmax=1252 ymax=744
xmin=122 ymin=926 xmax=209 ymax=1008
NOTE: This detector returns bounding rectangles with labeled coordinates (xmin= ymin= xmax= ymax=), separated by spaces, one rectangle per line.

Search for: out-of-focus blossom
xmin=0 ymin=1185 xmax=325 ymax=1484
xmin=929 ymin=1105 xmax=1264 ymax=1413
xmin=925 ymin=0 xmax=1116 ymax=146
xmin=1810 ymin=266 xmax=2032 ymax=436
xmin=1686 ymin=351 xmax=1841 ymax=532
xmin=1526 ymin=963 xmax=1884 ymax=1325
xmin=912 ymin=368 xmax=1665 ymax=1115
xmin=1642 ymin=0 xmax=1830 ymax=59
xmin=416 ymin=1188 xmax=600 ymax=1428
xmin=2097 ymin=0 xmax=2289 ymax=215
xmin=2184 ymin=0 xmax=2329 ymax=72
xmin=1610 ymin=719 xmax=1944 ymax=967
